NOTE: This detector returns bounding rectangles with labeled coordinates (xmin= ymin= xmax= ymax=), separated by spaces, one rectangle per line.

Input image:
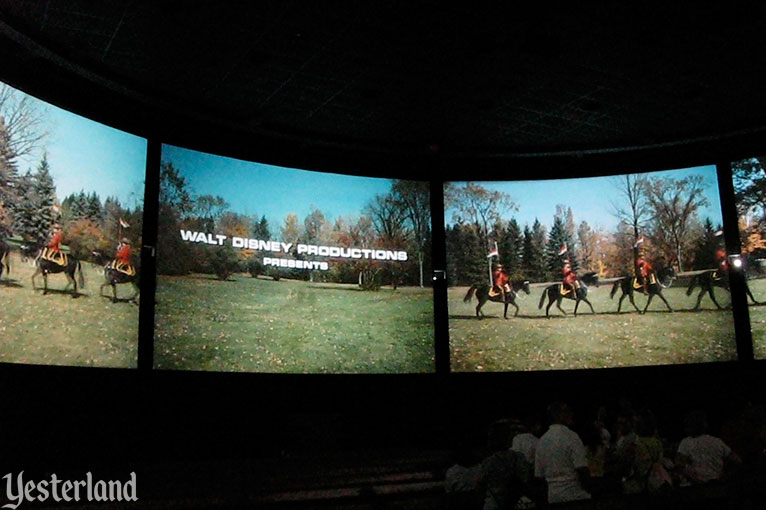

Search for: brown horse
xmin=27 ymin=245 xmax=85 ymax=297
xmin=0 ymin=239 xmax=9 ymax=280
xmin=538 ymin=272 xmax=599 ymax=317
xmin=463 ymin=279 xmax=531 ymax=319
xmin=686 ymin=269 xmax=759 ymax=310
xmin=92 ymin=251 xmax=140 ymax=303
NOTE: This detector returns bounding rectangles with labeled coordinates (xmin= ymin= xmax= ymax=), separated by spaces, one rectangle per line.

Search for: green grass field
xmin=447 ymin=276 xmax=766 ymax=372
xmin=0 ymin=252 xmax=138 ymax=367
xmin=154 ymin=274 xmax=436 ymax=373
xmin=746 ymin=279 xmax=766 ymax=360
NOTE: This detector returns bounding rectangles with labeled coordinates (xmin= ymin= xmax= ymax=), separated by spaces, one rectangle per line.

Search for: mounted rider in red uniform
xmin=111 ymin=238 xmax=135 ymax=275
xmin=715 ymin=248 xmax=729 ymax=276
xmin=44 ymin=224 xmax=66 ymax=266
xmin=635 ymin=255 xmax=653 ymax=294
xmin=562 ymin=258 xmax=578 ymax=295
xmin=714 ymin=230 xmax=728 ymax=279
xmin=493 ymin=263 xmax=510 ymax=300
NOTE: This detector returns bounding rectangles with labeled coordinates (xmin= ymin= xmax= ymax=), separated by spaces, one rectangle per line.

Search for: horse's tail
xmin=610 ymin=279 xmax=620 ymax=299
xmin=77 ymin=260 xmax=86 ymax=289
xmin=1 ymin=248 xmax=9 ymax=276
xmin=686 ymin=274 xmax=700 ymax=296
xmin=538 ymin=287 xmax=548 ymax=309
xmin=463 ymin=285 xmax=477 ymax=303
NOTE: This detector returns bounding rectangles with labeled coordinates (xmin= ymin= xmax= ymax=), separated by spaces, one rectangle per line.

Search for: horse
xmin=538 ymin=272 xmax=599 ymax=317
xmin=610 ymin=266 xmax=677 ymax=313
xmin=28 ymin=245 xmax=85 ymax=297
xmin=686 ymin=269 xmax=759 ymax=310
xmin=0 ymin=239 xmax=9 ymax=280
xmin=92 ymin=251 xmax=140 ymax=303
xmin=463 ymin=279 xmax=531 ymax=319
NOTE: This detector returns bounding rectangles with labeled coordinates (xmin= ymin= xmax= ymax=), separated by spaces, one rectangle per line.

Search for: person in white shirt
xmin=512 ymin=413 xmax=542 ymax=466
xmin=534 ymin=402 xmax=592 ymax=504
xmin=676 ymin=410 xmax=740 ymax=485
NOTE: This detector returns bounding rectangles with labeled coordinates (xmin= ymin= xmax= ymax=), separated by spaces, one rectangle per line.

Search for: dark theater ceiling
xmin=2 ymin=2 xmax=766 ymax=159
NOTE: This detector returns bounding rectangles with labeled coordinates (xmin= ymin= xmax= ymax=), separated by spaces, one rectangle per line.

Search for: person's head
xmin=636 ymin=408 xmax=657 ymax=437
xmin=547 ymin=402 xmax=573 ymax=426
xmin=495 ymin=263 xmax=503 ymax=271
xmin=487 ymin=419 xmax=512 ymax=452
xmin=684 ymin=409 xmax=708 ymax=437
xmin=523 ymin=412 xmax=543 ymax=436
xmin=121 ymin=238 xmax=131 ymax=245
xmin=615 ymin=413 xmax=635 ymax=436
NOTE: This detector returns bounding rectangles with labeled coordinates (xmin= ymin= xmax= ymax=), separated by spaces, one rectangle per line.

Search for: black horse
xmin=27 ymin=245 xmax=85 ymax=297
xmin=686 ymin=269 xmax=759 ymax=310
xmin=610 ymin=266 xmax=677 ymax=313
xmin=463 ymin=279 xmax=531 ymax=319
xmin=92 ymin=251 xmax=140 ymax=303
xmin=538 ymin=272 xmax=599 ymax=317
xmin=0 ymin=239 xmax=9 ymax=280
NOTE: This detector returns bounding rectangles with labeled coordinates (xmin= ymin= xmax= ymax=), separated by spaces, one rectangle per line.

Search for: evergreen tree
xmin=499 ymin=218 xmax=523 ymax=278
xmin=522 ymin=220 xmax=547 ymax=282
xmin=14 ymin=155 xmax=57 ymax=244
xmin=0 ymin=118 xmax=18 ymax=235
xmin=545 ymin=214 xmax=576 ymax=281
xmin=86 ymin=191 xmax=102 ymax=221
xmin=445 ymin=224 xmax=461 ymax=286
xmin=461 ymin=222 xmax=487 ymax=285
xmin=252 ymin=214 xmax=270 ymax=239
xmin=32 ymin=154 xmax=57 ymax=242
xmin=692 ymin=218 xmax=719 ymax=270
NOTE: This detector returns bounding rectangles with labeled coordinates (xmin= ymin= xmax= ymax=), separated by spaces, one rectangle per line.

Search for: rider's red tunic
xmin=116 ymin=244 xmax=132 ymax=265
xmin=48 ymin=231 xmax=62 ymax=251
xmin=636 ymin=258 xmax=652 ymax=278
xmin=716 ymin=248 xmax=729 ymax=272
xmin=562 ymin=263 xmax=576 ymax=285
xmin=493 ymin=269 xmax=509 ymax=288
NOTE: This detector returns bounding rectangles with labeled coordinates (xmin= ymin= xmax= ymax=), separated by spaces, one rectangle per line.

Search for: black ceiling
xmin=2 ymin=2 xmax=766 ymax=161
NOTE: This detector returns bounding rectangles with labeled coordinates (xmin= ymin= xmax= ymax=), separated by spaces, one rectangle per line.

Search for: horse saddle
xmin=107 ymin=260 xmax=136 ymax=276
xmin=632 ymin=277 xmax=643 ymax=290
xmin=712 ymin=270 xmax=721 ymax=280
xmin=560 ymin=284 xmax=571 ymax=295
xmin=488 ymin=285 xmax=501 ymax=297
xmin=41 ymin=248 xmax=67 ymax=267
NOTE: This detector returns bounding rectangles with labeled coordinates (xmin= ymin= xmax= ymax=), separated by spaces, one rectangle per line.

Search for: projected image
xmin=445 ymin=166 xmax=737 ymax=371
xmin=731 ymin=157 xmax=766 ymax=359
xmin=0 ymin=81 xmax=145 ymax=368
xmin=154 ymin=144 xmax=434 ymax=373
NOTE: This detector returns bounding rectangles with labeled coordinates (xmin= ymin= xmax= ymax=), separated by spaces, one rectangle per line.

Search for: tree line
xmin=0 ymin=84 xmax=142 ymax=262
xmin=733 ymin=157 xmax=766 ymax=262
xmin=157 ymin=161 xmax=432 ymax=288
xmin=445 ymin=175 xmax=722 ymax=286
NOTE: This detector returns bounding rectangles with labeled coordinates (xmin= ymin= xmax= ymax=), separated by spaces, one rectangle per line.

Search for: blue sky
xmin=8 ymin=82 xmax=147 ymax=209
xmin=162 ymin=144 xmax=397 ymax=226
xmin=445 ymin=165 xmax=724 ymax=232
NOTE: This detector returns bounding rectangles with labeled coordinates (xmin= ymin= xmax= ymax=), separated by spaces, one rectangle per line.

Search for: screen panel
xmin=0 ymin=80 xmax=145 ymax=368
xmin=731 ymin=156 xmax=766 ymax=360
xmin=153 ymin=144 xmax=434 ymax=373
xmin=445 ymin=165 xmax=737 ymax=371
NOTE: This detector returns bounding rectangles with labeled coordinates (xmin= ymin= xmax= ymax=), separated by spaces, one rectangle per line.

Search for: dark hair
xmin=636 ymin=408 xmax=657 ymax=437
xmin=684 ymin=409 xmax=708 ymax=437
xmin=547 ymin=401 xmax=572 ymax=424
xmin=487 ymin=420 xmax=512 ymax=452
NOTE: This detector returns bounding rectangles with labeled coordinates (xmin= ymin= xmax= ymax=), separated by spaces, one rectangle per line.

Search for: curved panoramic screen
xmin=731 ymin=156 xmax=766 ymax=360
xmin=0 ymin=80 xmax=145 ymax=368
xmin=154 ymin=144 xmax=434 ymax=373
xmin=445 ymin=165 xmax=737 ymax=371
